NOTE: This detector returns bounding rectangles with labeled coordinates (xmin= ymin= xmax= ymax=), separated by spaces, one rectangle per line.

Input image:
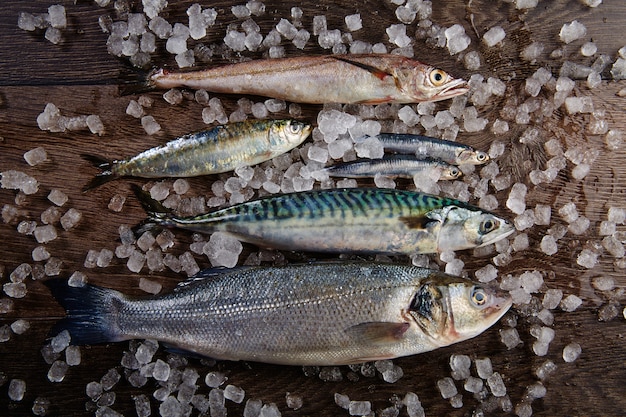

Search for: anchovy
xmin=142 ymin=54 xmax=469 ymax=104
xmin=368 ymin=133 xmax=490 ymax=165
xmin=323 ymin=155 xmax=462 ymax=180
xmin=134 ymin=187 xmax=514 ymax=255
xmin=46 ymin=262 xmax=512 ymax=366
xmin=82 ymin=119 xmax=311 ymax=191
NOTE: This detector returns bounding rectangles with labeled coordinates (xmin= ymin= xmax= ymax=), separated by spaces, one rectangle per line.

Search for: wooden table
xmin=1 ymin=1 xmax=624 ymax=416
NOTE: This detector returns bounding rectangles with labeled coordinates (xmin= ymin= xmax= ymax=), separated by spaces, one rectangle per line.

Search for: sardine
xmin=323 ymin=155 xmax=462 ymax=180
xmin=134 ymin=187 xmax=514 ymax=254
xmin=82 ymin=119 xmax=311 ymax=191
xmin=46 ymin=262 xmax=512 ymax=366
xmin=369 ymin=133 xmax=490 ymax=165
xmin=144 ymin=54 xmax=469 ymax=104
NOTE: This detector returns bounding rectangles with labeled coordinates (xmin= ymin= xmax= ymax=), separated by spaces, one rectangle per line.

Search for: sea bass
xmin=369 ymin=133 xmax=490 ymax=165
xmin=323 ymin=155 xmax=462 ymax=180
xmin=46 ymin=262 xmax=512 ymax=366
xmin=83 ymin=119 xmax=311 ymax=191
xmin=145 ymin=54 xmax=469 ymax=104
xmin=134 ymin=187 xmax=514 ymax=255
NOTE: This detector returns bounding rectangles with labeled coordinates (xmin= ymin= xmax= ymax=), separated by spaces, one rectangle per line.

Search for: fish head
xmin=431 ymin=206 xmax=514 ymax=252
xmin=440 ymin=165 xmax=463 ymax=181
xmin=456 ymin=149 xmax=490 ymax=165
xmin=397 ymin=66 xmax=469 ymax=103
xmin=269 ymin=120 xmax=312 ymax=152
xmin=408 ymin=274 xmax=512 ymax=346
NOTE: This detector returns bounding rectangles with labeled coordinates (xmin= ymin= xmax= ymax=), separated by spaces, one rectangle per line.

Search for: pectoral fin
xmin=399 ymin=215 xmax=435 ymax=230
xmin=333 ymin=56 xmax=393 ymax=81
xmin=346 ymin=322 xmax=410 ymax=344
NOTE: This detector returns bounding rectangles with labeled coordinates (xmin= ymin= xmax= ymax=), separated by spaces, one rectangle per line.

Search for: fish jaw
xmin=429 ymin=77 xmax=470 ymax=102
xmin=440 ymin=282 xmax=512 ymax=346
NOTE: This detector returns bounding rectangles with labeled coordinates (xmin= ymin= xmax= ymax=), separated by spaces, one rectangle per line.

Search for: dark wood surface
xmin=1 ymin=1 xmax=625 ymax=416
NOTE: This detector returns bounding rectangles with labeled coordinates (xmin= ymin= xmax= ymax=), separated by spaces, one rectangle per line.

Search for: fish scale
xmin=47 ymin=262 xmax=512 ymax=365
xmin=135 ymin=188 xmax=514 ymax=254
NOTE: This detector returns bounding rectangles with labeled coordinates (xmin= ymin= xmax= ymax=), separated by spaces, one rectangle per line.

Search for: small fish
xmin=134 ymin=187 xmax=514 ymax=255
xmin=83 ymin=119 xmax=311 ymax=191
xmin=141 ymin=54 xmax=469 ymax=104
xmin=46 ymin=262 xmax=512 ymax=366
xmin=323 ymin=155 xmax=463 ymax=180
xmin=369 ymin=133 xmax=490 ymax=165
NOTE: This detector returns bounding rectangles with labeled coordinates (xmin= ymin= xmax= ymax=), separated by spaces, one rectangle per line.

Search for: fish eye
xmin=476 ymin=152 xmax=488 ymax=162
xmin=479 ymin=217 xmax=498 ymax=234
xmin=449 ymin=168 xmax=461 ymax=178
xmin=287 ymin=122 xmax=303 ymax=134
xmin=429 ymin=69 xmax=448 ymax=86
xmin=471 ymin=286 xmax=488 ymax=307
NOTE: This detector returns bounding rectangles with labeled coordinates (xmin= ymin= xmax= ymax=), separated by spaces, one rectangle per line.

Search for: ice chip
xmin=345 ymin=14 xmax=362 ymax=31
xmin=562 ymin=342 xmax=582 ymax=363
xmin=559 ymin=20 xmax=587 ymax=44
xmin=8 ymin=379 xmax=26 ymax=401
xmin=437 ymin=377 xmax=457 ymax=399
xmin=483 ymin=26 xmax=505 ymax=47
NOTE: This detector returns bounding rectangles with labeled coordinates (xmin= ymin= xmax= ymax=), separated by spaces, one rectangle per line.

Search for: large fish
xmin=369 ymin=133 xmax=490 ymax=165
xmin=143 ymin=54 xmax=469 ymax=104
xmin=83 ymin=119 xmax=311 ymax=191
xmin=323 ymin=155 xmax=463 ymax=180
xmin=46 ymin=262 xmax=512 ymax=366
xmin=134 ymin=187 xmax=514 ymax=255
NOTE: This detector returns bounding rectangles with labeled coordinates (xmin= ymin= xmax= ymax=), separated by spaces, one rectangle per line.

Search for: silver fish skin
xmin=134 ymin=188 xmax=514 ymax=255
xmin=46 ymin=262 xmax=512 ymax=366
xmin=147 ymin=54 xmax=469 ymax=104
xmin=83 ymin=119 xmax=311 ymax=191
xmin=323 ymin=155 xmax=462 ymax=180
xmin=369 ymin=133 xmax=490 ymax=165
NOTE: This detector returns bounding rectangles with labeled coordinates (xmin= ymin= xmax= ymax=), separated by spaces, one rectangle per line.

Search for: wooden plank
xmin=0 ymin=0 xmax=625 ymax=416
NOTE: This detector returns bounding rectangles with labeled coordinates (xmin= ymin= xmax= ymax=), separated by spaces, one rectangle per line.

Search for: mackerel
xmin=135 ymin=187 xmax=514 ymax=255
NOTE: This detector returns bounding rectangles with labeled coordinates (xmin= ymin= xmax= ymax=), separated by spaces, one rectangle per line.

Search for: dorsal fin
xmin=174 ymin=266 xmax=255 ymax=291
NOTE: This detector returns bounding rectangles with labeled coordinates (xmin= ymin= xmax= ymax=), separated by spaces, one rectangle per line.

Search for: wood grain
xmin=1 ymin=0 xmax=625 ymax=416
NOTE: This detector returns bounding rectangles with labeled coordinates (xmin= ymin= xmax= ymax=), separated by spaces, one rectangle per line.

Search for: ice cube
xmin=285 ymin=392 xmax=303 ymax=410
xmin=534 ymin=360 xmax=557 ymax=380
xmin=139 ymin=277 xmax=162 ymax=294
xmin=445 ymin=24 xmax=470 ymax=55
xmin=437 ymin=377 xmax=457 ymax=399
xmin=562 ymin=342 xmax=582 ymax=362
xmin=450 ymin=354 xmax=471 ymax=380
xmin=576 ymin=249 xmax=598 ymax=269
xmin=141 ymin=115 xmax=161 ymax=135
xmin=8 ymin=379 xmax=26 ymax=401
xmin=48 ymin=360 xmax=69 ymax=382
xmin=24 ymin=147 xmax=48 ymax=166
xmin=483 ymin=26 xmax=505 ymax=47
xmin=345 ymin=14 xmax=362 ymax=31
xmin=559 ymin=20 xmax=587 ymax=44
xmin=387 ymin=24 xmax=412 ymax=48
xmin=499 ymin=328 xmax=521 ymax=349
xmin=560 ymin=294 xmax=582 ymax=312
xmin=224 ymin=385 xmax=245 ymax=403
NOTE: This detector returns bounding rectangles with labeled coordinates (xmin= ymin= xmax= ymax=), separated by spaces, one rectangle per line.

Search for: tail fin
xmin=45 ymin=279 xmax=125 ymax=345
xmin=81 ymin=154 xmax=117 ymax=192
xmin=131 ymin=184 xmax=173 ymax=236
xmin=117 ymin=64 xmax=159 ymax=96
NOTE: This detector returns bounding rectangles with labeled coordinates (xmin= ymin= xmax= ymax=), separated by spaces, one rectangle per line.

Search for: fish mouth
xmin=437 ymin=78 xmax=469 ymax=100
xmin=477 ymin=220 xmax=515 ymax=248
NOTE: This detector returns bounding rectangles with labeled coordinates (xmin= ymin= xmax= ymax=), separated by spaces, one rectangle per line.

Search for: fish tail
xmin=81 ymin=154 xmax=117 ymax=192
xmin=131 ymin=184 xmax=174 ymax=236
xmin=117 ymin=61 xmax=159 ymax=96
xmin=45 ymin=279 xmax=125 ymax=345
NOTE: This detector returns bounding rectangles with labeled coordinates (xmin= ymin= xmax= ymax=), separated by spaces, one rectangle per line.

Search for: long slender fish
xmin=144 ymin=54 xmax=469 ymax=104
xmin=367 ymin=133 xmax=490 ymax=165
xmin=46 ymin=262 xmax=512 ymax=366
xmin=83 ymin=119 xmax=311 ymax=191
xmin=134 ymin=187 xmax=514 ymax=255
xmin=323 ymin=155 xmax=463 ymax=180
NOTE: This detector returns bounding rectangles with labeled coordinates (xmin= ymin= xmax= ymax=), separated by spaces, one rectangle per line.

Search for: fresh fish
xmin=82 ymin=119 xmax=311 ymax=191
xmin=323 ymin=155 xmax=463 ymax=180
xmin=46 ymin=262 xmax=512 ymax=366
xmin=143 ymin=54 xmax=469 ymax=104
xmin=134 ymin=187 xmax=514 ymax=255
xmin=369 ymin=133 xmax=490 ymax=165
